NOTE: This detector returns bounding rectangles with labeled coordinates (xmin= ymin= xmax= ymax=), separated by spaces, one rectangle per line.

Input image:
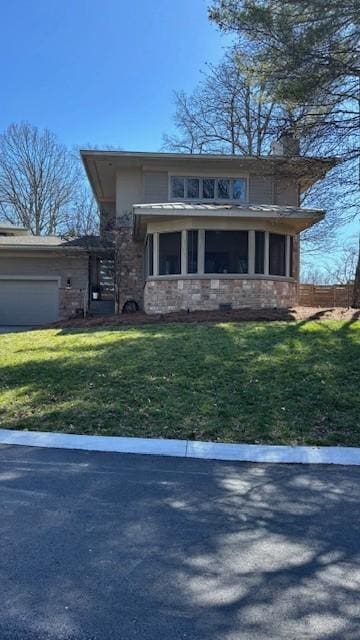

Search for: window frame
xmin=204 ymin=230 xmax=249 ymax=275
xmin=169 ymin=175 xmax=248 ymax=203
xmin=158 ymin=231 xmax=182 ymax=276
xmin=269 ymin=232 xmax=287 ymax=277
xmin=145 ymin=228 xmax=295 ymax=281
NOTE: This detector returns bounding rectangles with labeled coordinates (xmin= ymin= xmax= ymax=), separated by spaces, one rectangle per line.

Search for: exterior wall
xmin=248 ymin=175 xmax=273 ymax=204
xmin=0 ymin=252 xmax=89 ymax=319
xmin=0 ymin=253 xmax=88 ymax=289
xmin=116 ymin=168 xmax=143 ymax=221
xmin=144 ymin=278 xmax=297 ymax=314
xmin=274 ymin=178 xmax=299 ymax=206
xmin=143 ymin=171 xmax=168 ymax=203
xmin=59 ymin=288 xmax=86 ymax=319
xmin=113 ymin=165 xmax=301 ymax=218
xmin=111 ymin=162 xmax=302 ymax=314
xmin=114 ymin=170 xmax=145 ymax=311
xmin=114 ymin=229 xmax=144 ymax=312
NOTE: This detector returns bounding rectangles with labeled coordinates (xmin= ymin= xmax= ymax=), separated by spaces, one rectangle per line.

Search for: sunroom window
xmin=159 ymin=232 xmax=181 ymax=275
xmin=187 ymin=230 xmax=198 ymax=274
xmin=255 ymin=231 xmax=265 ymax=274
xmin=205 ymin=231 xmax=248 ymax=274
xmin=145 ymin=234 xmax=153 ymax=277
xmin=269 ymin=233 xmax=286 ymax=276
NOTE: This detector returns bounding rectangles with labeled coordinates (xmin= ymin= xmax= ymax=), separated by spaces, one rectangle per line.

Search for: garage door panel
xmin=0 ymin=279 xmax=59 ymax=325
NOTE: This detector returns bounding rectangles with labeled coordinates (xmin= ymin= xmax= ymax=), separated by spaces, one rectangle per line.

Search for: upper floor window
xmin=170 ymin=176 xmax=247 ymax=202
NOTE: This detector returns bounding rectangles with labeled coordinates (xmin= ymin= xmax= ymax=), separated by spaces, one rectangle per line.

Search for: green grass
xmin=0 ymin=319 xmax=359 ymax=446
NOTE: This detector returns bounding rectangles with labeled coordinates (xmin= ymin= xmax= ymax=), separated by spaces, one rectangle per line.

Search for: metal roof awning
xmin=133 ymin=202 xmax=325 ymax=239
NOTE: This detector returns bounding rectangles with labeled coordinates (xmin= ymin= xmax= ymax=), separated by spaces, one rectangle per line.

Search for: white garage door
xmin=0 ymin=278 xmax=60 ymax=325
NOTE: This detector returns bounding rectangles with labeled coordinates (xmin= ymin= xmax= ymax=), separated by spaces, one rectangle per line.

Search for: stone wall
xmin=59 ymin=288 xmax=86 ymax=319
xmin=115 ymin=228 xmax=144 ymax=312
xmin=144 ymin=278 xmax=297 ymax=314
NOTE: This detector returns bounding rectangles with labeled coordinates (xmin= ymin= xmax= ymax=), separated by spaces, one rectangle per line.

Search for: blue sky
xmin=1 ymin=0 xmax=229 ymax=150
xmin=1 ymin=0 xmax=357 ymax=268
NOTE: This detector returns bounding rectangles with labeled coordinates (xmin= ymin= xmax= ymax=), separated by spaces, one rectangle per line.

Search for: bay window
xmin=255 ymin=231 xmax=265 ymax=274
xmin=187 ymin=230 xmax=198 ymax=274
xmin=205 ymin=231 xmax=248 ymax=274
xmin=146 ymin=229 xmax=294 ymax=279
xmin=159 ymin=232 xmax=181 ymax=275
xmin=269 ymin=233 xmax=286 ymax=276
xmin=145 ymin=233 xmax=153 ymax=277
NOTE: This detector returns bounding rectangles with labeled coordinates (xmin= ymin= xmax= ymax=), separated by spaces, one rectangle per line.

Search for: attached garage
xmin=0 ymin=277 xmax=60 ymax=325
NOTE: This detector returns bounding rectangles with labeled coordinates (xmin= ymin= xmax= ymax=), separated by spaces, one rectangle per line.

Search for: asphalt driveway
xmin=0 ymin=326 xmax=34 ymax=333
xmin=0 ymin=446 xmax=359 ymax=639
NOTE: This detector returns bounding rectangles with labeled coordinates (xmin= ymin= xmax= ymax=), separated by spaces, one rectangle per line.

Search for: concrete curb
xmin=0 ymin=428 xmax=360 ymax=466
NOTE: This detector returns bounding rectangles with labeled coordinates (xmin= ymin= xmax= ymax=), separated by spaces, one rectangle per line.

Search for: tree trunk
xmin=352 ymin=236 xmax=360 ymax=308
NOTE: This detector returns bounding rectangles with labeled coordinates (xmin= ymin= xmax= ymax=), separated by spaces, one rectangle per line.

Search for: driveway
xmin=0 ymin=326 xmax=34 ymax=333
xmin=0 ymin=446 xmax=359 ymax=639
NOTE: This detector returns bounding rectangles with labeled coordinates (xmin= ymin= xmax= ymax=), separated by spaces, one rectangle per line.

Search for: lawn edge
xmin=0 ymin=428 xmax=360 ymax=466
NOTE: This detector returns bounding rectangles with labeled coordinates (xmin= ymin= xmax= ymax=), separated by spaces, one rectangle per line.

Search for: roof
xmin=0 ymin=235 xmax=66 ymax=247
xmin=0 ymin=234 xmax=113 ymax=253
xmin=80 ymin=149 xmax=337 ymax=204
xmin=133 ymin=202 xmax=325 ymax=240
xmin=0 ymin=222 xmax=29 ymax=236
xmin=63 ymin=235 xmax=114 ymax=250
xmin=134 ymin=202 xmax=324 ymax=215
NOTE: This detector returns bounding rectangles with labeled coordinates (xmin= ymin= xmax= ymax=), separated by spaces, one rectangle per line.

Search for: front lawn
xmin=0 ymin=320 xmax=359 ymax=446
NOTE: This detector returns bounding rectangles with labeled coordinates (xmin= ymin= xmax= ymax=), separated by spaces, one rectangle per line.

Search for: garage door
xmin=0 ymin=278 xmax=59 ymax=325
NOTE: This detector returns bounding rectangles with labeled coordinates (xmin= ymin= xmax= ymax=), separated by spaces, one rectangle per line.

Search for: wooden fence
xmin=298 ymin=284 xmax=354 ymax=307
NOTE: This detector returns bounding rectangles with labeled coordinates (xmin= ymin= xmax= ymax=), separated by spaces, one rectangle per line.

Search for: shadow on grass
xmin=0 ymin=447 xmax=359 ymax=639
xmin=0 ymin=319 xmax=359 ymax=445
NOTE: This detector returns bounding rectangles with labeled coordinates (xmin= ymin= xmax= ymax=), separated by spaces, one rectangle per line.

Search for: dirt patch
xmin=51 ymin=306 xmax=360 ymax=329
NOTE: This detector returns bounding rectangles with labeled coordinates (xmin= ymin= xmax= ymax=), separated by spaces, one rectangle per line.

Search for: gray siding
xmin=274 ymin=179 xmax=299 ymax=206
xmin=249 ymin=175 xmax=273 ymax=205
xmin=0 ymin=253 xmax=88 ymax=289
xmin=143 ymin=172 xmax=168 ymax=203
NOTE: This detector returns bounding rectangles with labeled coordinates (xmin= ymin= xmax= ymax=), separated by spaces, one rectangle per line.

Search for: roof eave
xmin=133 ymin=206 xmax=325 ymax=240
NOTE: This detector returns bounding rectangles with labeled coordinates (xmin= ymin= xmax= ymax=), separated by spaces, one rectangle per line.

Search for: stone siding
xmin=59 ymin=288 xmax=86 ymax=319
xmin=144 ymin=278 xmax=297 ymax=314
xmin=115 ymin=228 xmax=144 ymax=312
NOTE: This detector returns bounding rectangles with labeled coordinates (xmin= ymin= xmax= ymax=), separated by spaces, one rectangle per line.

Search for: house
xmin=0 ymin=227 xmax=113 ymax=325
xmin=0 ymin=141 xmax=335 ymax=324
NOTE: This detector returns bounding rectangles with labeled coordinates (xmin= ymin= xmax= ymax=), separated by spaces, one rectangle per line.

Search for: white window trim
xmin=168 ymin=175 xmax=249 ymax=204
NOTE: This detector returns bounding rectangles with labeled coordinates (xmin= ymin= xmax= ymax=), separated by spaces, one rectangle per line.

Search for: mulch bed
xmin=52 ymin=306 xmax=360 ymax=329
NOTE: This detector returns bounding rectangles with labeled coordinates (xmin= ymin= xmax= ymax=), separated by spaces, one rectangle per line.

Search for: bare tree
xmin=63 ymin=187 xmax=100 ymax=238
xmin=0 ymin=122 xmax=78 ymax=235
xmin=302 ymin=238 xmax=358 ymax=284
xmin=163 ymin=50 xmax=279 ymax=155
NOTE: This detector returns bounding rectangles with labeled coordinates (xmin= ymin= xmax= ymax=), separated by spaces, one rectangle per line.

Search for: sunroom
xmin=133 ymin=202 xmax=324 ymax=314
